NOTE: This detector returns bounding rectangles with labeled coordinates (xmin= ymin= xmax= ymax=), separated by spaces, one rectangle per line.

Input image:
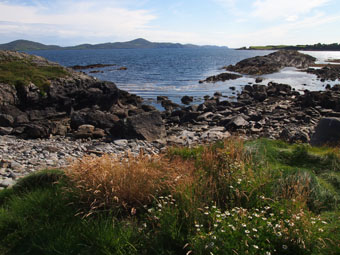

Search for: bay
xmin=27 ymin=48 xmax=340 ymax=106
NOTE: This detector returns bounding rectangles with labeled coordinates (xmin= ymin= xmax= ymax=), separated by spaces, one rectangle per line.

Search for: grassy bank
xmin=0 ymin=54 xmax=69 ymax=93
xmin=0 ymin=138 xmax=339 ymax=254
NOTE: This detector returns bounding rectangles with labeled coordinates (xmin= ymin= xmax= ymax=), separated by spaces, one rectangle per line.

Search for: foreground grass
xmin=0 ymin=139 xmax=339 ymax=254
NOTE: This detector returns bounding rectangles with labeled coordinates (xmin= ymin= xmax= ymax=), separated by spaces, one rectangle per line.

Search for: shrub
xmin=64 ymin=154 xmax=194 ymax=216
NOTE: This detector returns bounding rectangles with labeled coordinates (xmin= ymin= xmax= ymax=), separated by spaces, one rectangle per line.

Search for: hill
xmin=238 ymin=43 xmax=340 ymax=51
xmin=0 ymin=40 xmax=61 ymax=51
xmin=0 ymin=38 xmax=227 ymax=51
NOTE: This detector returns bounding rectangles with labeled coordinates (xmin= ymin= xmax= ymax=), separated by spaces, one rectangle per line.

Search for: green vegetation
xmin=0 ymin=139 xmax=339 ymax=254
xmin=0 ymin=56 xmax=69 ymax=93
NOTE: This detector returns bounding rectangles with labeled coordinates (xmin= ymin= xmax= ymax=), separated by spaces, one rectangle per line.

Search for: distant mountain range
xmin=0 ymin=38 xmax=228 ymax=51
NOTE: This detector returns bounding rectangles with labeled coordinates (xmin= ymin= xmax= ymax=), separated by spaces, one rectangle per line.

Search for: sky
xmin=0 ymin=0 xmax=339 ymax=47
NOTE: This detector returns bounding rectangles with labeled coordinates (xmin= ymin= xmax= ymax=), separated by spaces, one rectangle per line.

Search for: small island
xmin=238 ymin=42 xmax=340 ymax=51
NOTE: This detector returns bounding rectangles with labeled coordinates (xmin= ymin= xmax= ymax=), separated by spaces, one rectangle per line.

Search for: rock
xmin=113 ymin=139 xmax=128 ymax=146
xmin=0 ymin=127 xmax=13 ymax=135
xmin=157 ymin=96 xmax=168 ymax=101
xmin=201 ymin=72 xmax=242 ymax=83
xmin=0 ymin=178 xmax=15 ymax=188
xmin=119 ymin=111 xmax=166 ymax=141
xmin=181 ymin=96 xmax=193 ymax=105
xmin=0 ymin=114 xmax=14 ymax=127
xmin=74 ymin=124 xmax=96 ymax=139
xmin=225 ymin=115 xmax=249 ymax=130
xmin=226 ymin=50 xmax=316 ymax=75
xmin=310 ymin=117 xmax=340 ymax=146
xmin=255 ymin=77 xmax=263 ymax=83
xmin=10 ymin=161 xmax=23 ymax=170
xmin=71 ymin=109 xmax=119 ymax=130
xmin=142 ymin=104 xmax=157 ymax=112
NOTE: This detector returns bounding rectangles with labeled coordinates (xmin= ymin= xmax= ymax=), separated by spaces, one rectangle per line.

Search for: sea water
xmin=27 ymin=48 xmax=340 ymax=105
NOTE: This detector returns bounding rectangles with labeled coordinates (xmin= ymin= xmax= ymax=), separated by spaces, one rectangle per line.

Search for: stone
xmin=0 ymin=114 xmax=14 ymax=127
xmin=181 ymin=96 xmax=194 ymax=105
xmin=0 ymin=178 xmax=15 ymax=188
xmin=119 ymin=111 xmax=166 ymax=141
xmin=0 ymin=127 xmax=13 ymax=135
xmin=310 ymin=117 xmax=340 ymax=146
xmin=225 ymin=115 xmax=249 ymax=130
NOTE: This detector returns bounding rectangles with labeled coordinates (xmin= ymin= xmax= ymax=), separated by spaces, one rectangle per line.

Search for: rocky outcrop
xmin=199 ymin=72 xmax=242 ymax=83
xmin=0 ymin=51 xmax=165 ymax=141
xmin=226 ymin=50 xmax=316 ymax=75
xmin=306 ymin=65 xmax=340 ymax=81
xmin=163 ymin=81 xmax=340 ymax=145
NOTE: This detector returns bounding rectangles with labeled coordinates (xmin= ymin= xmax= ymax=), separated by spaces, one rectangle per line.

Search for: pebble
xmin=0 ymin=135 xmax=165 ymax=187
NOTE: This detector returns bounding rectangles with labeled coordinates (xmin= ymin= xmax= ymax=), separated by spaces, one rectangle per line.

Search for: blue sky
xmin=0 ymin=0 xmax=339 ymax=47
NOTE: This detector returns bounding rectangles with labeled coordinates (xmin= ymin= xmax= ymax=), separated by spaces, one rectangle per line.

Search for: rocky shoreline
xmin=1 ymin=49 xmax=340 ymax=188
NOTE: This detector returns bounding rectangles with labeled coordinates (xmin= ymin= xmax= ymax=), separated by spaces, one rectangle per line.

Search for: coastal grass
xmin=0 ymin=138 xmax=339 ymax=254
xmin=0 ymin=58 xmax=69 ymax=93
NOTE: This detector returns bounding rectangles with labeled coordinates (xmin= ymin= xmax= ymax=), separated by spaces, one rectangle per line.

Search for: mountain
xmin=0 ymin=38 xmax=227 ymax=51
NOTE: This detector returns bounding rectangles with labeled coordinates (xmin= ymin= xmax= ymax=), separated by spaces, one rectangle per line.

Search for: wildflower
xmin=158 ymin=203 xmax=162 ymax=208
xmin=322 ymin=221 xmax=328 ymax=224
xmin=264 ymin=206 xmax=271 ymax=210
xmin=295 ymin=216 xmax=300 ymax=220
xmin=266 ymin=252 xmax=271 ymax=255
xmin=282 ymin=245 xmax=288 ymax=250
xmin=318 ymin=228 xmax=324 ymax=232
xmin=311 ymin=221 xmax=316 ymax=224
xmin=289 ymin=222 xmax=294 ymax=227
xmin=262 ymin=217 xmax=267 ymax=221
xmin=230 ymin=185 xmax=234 ymax=189
xmin=242 ymin=223 xmax=247 ymax=228
xmin=195 ymin=224 xmax=200 ymax=228
xmin=205 ymin=206 xmax=209 ymax=209
xmin=204 ymin=212 xmax=209 ymax=215
xmin=221 ymin=229 xmax=225 ymax=233
xmin=260 ymin=195 xmax=265 ymax=199
xmin=252 ymin=228 xmax=258 ymax=232
xmin=248 ymin=216 xmax=253 ymax=219
xmin=245 ymin=230 xmax=250 ymax=234
xmin=214 ymin=224 xmax=218 ymax=227
xmin=212 ymin=205 xmax=217 ymax=209
xmin=276 ymin=232 xmax=282 ymax=237
xmin=253 ymin=245 xmax=259 ymax=249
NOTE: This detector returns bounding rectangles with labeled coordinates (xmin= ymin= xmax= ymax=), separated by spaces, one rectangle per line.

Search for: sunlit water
xmin=27 ymin=49 xmax=340 ymax=106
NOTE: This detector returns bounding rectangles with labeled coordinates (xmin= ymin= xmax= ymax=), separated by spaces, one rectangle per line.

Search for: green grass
xmin=0 ymin=57 xmax=69 ymax=94
xmin=0 ymin=139 xmax=339 ymax=254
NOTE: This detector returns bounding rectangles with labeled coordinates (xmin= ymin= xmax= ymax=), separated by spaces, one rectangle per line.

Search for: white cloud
xmin=224 ymin=12 xmax=340 ymax=47
xmin=252 ymin=0 xmax=330 ymax=21
xmin=0 ymin=1 xmax=157 ymax=43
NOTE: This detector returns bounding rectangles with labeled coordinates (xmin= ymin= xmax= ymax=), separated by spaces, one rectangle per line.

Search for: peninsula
xmin=0 ymin=38 xmax=228 ymax=51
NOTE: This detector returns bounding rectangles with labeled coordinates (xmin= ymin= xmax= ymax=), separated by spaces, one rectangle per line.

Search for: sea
xmin=27 ymin=48 xmax=340 ymax=107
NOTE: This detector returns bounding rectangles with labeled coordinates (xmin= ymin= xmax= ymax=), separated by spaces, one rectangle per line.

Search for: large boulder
xmin=310 ymin=117 xmax=340 ymax=146
xmin=114 ymin=111 xmax=166 ymax=141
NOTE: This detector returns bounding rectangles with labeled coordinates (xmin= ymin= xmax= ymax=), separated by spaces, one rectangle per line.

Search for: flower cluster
xmin=190 ymin=202 xmax=328 ymax=255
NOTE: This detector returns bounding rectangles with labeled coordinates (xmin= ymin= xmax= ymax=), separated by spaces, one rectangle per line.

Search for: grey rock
xmin=0 ymin=178 xmax=15 ymax=188
xmin=310 ymin=117 xmax=340 ymax=146
xmin=0 ymin=126 xmax=13 ymax=135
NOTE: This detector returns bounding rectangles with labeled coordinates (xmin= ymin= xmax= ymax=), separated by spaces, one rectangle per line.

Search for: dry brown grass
xmin=65 ymin=153 xmax=194 ymax=216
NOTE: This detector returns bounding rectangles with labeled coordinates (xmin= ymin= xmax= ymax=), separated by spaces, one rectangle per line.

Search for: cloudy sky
xmin=0 ymin=0 xmax=339 ymax=47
